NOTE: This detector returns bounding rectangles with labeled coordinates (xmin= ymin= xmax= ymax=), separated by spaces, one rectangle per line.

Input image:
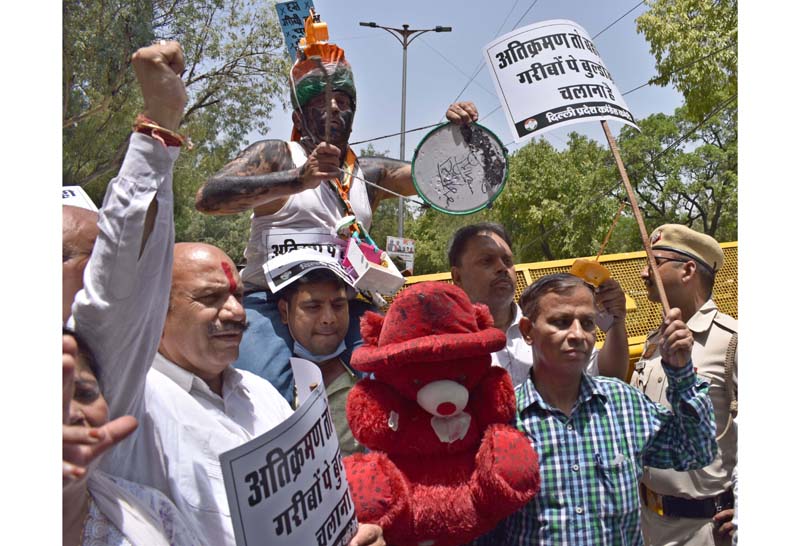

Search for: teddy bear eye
xmin=413 ymin=379 xmax=420 ymax=385
xmin=457 ymin=375 xmax=467 ymax=383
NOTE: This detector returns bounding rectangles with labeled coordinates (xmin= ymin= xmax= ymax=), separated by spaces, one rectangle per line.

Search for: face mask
xmin=293 ymin=338 xmax=347 ymax=364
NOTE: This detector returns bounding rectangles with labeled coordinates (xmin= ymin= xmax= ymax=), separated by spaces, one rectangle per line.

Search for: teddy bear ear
xmin=473 ymin=303 xmax=495 ymax=330
xmin=360 ymin=311 xmax=385 ymax=345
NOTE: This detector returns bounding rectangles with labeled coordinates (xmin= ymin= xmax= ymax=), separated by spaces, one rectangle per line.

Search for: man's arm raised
xmin=71 ymin=41 xmax=186 ymax=422
xmin=359 ymin=101 xmax=481 ymax=211
xmin=195 ymin=140 xmax=342 ymax=215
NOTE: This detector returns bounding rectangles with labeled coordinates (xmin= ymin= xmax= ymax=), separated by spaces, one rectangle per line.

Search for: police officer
xmin=632 ymin=224 xmax=738 ymax=546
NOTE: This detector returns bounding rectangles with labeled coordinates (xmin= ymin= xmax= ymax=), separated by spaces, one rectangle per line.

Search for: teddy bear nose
xmin=416 ymin=380 xmax=469 ymax=417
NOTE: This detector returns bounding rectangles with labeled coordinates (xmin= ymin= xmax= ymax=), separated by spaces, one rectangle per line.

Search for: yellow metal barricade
xmin=390 ymin=243 xmax=738 ymax=381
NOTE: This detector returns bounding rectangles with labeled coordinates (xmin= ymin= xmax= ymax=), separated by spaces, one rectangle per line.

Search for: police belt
xmin=640 ymin=483 xmax=734 ymax=519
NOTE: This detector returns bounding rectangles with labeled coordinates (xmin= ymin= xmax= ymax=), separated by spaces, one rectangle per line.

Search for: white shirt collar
xmin=151 ymin=352 xmax=248 ymax=399
xmin=509 ymin=303 xmax=523 ymax=330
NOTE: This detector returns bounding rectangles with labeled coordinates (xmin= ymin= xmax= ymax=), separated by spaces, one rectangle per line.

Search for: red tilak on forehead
xmin=221 ymin=261 xmax=237 ymax=293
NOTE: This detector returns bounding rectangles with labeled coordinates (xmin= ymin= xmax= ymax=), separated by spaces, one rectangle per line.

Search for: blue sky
xmin=263 ymin=0 xmax=683 ymax=156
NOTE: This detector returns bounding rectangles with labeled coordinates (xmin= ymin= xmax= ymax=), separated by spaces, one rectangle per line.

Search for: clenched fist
xmin=659 ymin=308 xmax=693 ymax=369
xmin=131 ymin=40 xmax=188 ymax=131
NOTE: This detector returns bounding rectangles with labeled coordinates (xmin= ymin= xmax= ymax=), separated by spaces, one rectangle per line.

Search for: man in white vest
xmin=194 ymin=35 xmax=479 ymax=404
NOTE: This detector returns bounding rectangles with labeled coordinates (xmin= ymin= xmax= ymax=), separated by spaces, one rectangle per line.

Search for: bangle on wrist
xmin=133 ymin=114 xmax=192 ymax=149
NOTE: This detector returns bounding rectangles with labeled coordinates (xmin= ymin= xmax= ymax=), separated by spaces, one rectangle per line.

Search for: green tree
xmin=636 ymin=0 xmax=737 ymax=122
xmin=63 ymin=0 xmax=290 ymax=191
xmin=490 ymin=134 xmax=626 ymax=263
xmin=64 ymin=0 xmax=293 ymax=261
xmin=617 ymin=106 xmax=737 ymax=240
xmin=63 ymin=0 xmax=154 ymax=189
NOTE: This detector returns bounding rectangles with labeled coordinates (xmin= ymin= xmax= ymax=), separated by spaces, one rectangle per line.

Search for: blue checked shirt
xmin=476 ymin=362 xmax=716 ymax=546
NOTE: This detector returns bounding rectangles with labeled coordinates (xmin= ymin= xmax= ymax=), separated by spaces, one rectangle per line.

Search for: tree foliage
xmin=636 ymin=0 xmax=737 ymax=122
xmin=64 ymin=0 xmax=294 ymax=262
xmin=65 ymin=0 xmax=290 ymax=189
xmin=63 ymin=0 xmax=154 ymax=189
xmin=617 ymin=106 xmax=737 ymax=240
xmin=491 ymin=134 xmax=626 ymax=263
xmin=63 ymin=0 xmax=738 ymax=269
xmin=403 ymin=108 xmax=738 ymax=276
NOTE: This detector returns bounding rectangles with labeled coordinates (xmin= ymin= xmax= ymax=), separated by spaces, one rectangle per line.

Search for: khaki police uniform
xmin=631 ymin=299 xmax=737 ymax=546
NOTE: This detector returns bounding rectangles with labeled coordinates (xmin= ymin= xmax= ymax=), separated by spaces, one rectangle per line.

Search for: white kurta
xmin=72 ymin=133 xmax=294 ymax=546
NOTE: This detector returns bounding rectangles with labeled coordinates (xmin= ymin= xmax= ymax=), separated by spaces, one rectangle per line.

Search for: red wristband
xmin=133 ymin=114 xmax=192 ymax=149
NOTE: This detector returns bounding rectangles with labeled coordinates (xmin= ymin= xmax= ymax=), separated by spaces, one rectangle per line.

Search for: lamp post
xmin=359 ymin=21 xmax=452 ymax=238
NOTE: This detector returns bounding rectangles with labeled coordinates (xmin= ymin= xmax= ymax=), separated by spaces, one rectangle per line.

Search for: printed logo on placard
xmin=523 ymin=118 xmax=538 ymax=132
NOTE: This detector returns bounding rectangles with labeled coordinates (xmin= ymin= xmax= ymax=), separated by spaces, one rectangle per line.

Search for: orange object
xmin=297 ymin=8 xmax=329 ymax=50
xmin=570 ymin=258 xmax=611 ymax=287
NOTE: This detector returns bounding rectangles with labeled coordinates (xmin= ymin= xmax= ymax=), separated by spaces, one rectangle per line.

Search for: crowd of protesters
xmin=62 ymin=38 xmax=737 ymax=546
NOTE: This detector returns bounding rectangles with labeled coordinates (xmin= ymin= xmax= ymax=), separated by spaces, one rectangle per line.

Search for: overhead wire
xmin=350 ymin=3 xmax=736 ymax=160
xmin=509 ymin=0 xmax=543 ymax=35
xmin=350 ymin=123 xmax=441 ymax=147
xmin=351 ymin=43 xmax=735 ymax=148
xmin=352 ymin=0 xmax=532 ymax=145
xmin=621 ymin=42 xmax=737 ymax=96
xmin=419 ymin=38 xmax=498 ymax=98
xmin=446 ymin=0 xmax=534 ymax=108
xmin=359 ymin=0 xmax=646 ymax=144
xmin=591 ymin=0 xmax=646 ymax=39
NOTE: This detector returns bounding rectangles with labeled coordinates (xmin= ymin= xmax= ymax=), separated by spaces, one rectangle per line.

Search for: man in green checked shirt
xmin=474 ymin=273 xmax=716 ymax=545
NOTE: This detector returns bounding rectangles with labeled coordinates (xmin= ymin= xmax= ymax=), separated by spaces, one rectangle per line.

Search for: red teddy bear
xmin=344 ymin=282 xmax=540 ymax=546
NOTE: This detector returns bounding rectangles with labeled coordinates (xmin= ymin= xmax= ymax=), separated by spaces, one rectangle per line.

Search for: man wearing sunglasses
xmin=632 ymin=224 xmax=738 ymax=546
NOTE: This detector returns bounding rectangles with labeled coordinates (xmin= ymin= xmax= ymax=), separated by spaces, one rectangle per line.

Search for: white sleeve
xmin=71 ymin=133 xmax=179 ymax=420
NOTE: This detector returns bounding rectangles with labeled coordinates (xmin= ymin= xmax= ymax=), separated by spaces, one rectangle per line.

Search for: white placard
xmin=387 ymin=252 xmax=414 ymax=275
xmin=220 ymin=358 xmax=357 ymax=546
xmin=483 ymin=19 xmax=639 ymax=142
xmin=62 ymin=186 xmax=98 ymax=212
xmin=263 ymin=247 xmax=354 ymax=294
xmin=275 ymin=0 xmax=315 ymax=60
xmin=386 ymin=236 xmax=415 ymax=254
xmin=261 ymin=227 xmax=343 ymax=262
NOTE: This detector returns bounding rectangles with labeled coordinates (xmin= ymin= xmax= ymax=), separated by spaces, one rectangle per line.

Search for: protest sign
xmin=484 ymin=20 xmax=671 ymax=312
xmin=386 ymin=237 xmax=415 ymax=254
xmin=221 ymin=358 xmax=358 ymax=546
xmin=261 ymin=227 xmax=344 ymax=262
xmin=62 ymin=186 xmax=98 ymax=212
xmin=483 ymin=19 xmax=639 ymax=142
xmin=276 ymin=0 xmax=315 ymax=60
xmin=263 ymin=247 xmax=352 ymax=294
xmin=386 ymin=237 xmax=415 ymax=275
xmin=412 ymin=123 xmax=508 ymax=214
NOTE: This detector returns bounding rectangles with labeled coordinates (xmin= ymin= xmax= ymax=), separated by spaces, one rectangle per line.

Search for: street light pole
xmin=359 ymin=21 xmax=452 ymax=238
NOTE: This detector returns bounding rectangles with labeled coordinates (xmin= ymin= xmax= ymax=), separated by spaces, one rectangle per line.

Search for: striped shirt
xmin=480 ymin=362 xmax=716 ymax=546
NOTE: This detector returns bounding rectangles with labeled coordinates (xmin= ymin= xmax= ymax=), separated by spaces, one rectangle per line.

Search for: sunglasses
xmin=652 ymin=256 xmax=691 ymax=268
